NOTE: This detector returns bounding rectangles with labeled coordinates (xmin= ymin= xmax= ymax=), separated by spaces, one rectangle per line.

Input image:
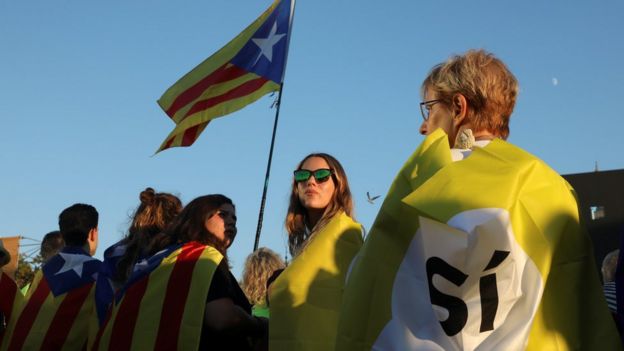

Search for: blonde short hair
xmin=421 ymin=49 xmax=519 ymax=140
xmin=241 ymin=247 xmax=286 ymax=305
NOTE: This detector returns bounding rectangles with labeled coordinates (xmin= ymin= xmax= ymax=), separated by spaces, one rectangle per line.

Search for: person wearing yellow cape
xmin=269 ymin=153 xmax=364 ymax=350
xmin=336 ymin=50 xmax=621 ymax=350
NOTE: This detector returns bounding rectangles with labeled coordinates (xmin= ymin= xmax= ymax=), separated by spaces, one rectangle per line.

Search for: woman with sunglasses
xmin=269 ymin=153 xmax=363 ymax=351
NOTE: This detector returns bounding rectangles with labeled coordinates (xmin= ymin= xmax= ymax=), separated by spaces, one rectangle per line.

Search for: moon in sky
xmin=552 ymin=78 xmax=558 ymax=86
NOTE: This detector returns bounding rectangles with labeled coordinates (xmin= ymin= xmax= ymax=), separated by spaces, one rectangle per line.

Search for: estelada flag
xmin=94 ymin=241 xmax=223 ymax=350
xmin=269 ymin=211 xmax=363 ymax=351
xmin=336 ymin=129 xmax=621 ymax=350
xmin=1 ymin=246 xmax=102 ymax=351
xmin=94 ymin=239 xmax=130 ymax=326
xmin=156 ymin=0 xmax=295 ymax=153
xmin=0 ymin=272 xmax=23 ymax=345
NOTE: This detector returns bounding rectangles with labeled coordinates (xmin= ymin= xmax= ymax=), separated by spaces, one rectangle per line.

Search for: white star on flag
xmin=251 ymin=21 xmax=286 ymax=66
xmin=111 ymin=244 xmax=127 ymax=257
xmin=133 ymin=258 xmax=149 ymax=273
xmin=55 ymin=252 xmax=95 ymax=277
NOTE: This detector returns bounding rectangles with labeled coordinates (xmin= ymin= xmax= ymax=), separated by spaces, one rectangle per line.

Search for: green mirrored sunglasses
xmin=293 ymin=168 xmax=333 ymax=183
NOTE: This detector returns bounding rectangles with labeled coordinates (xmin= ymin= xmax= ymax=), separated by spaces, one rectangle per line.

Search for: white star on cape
xmin=55 ymin=252 xmax=95 ymax=277
xmin=251 ymin=22 xmax=286 ymax=66
xmin=133 ymin=258 xmax=149 ymax=273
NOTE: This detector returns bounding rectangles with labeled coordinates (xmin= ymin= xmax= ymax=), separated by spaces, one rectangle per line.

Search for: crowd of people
xmin=0 ymin=49 xmax=622 ymax=350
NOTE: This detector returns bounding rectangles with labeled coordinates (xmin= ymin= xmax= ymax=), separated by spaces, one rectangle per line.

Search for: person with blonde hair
xmin=241 ymin=247 xmax=285 ymax=318
xmin=336 ymin=49 xmax=620 ymax=350
xmin=270 ymin=152 xmax=363 ymax=350
xmin=418 ymin=49 xmax=517 ymax=151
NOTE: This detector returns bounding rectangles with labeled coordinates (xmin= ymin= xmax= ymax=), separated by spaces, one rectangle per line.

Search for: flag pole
xmin=253 ymin=0 xmax=296 ymax=251
xmin=254 ymin=83 xmax=285 ymax=251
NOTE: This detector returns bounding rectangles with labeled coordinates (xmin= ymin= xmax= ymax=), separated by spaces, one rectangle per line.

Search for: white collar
xmin=450 ymin=139 xmax=492 ymax=162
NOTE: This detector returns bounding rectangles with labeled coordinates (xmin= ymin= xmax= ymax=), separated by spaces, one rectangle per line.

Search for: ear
xmin=88 ymin=227 xmax=98 ymax=255
xmin=452 ymin=93 xmax=468 ymax=127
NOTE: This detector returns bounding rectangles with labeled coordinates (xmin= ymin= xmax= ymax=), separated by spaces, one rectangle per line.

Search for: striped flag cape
xmin=1 ymin=246 xmax=102 ymax=351
xmin=269 ymin=211 xmax=363 ymax=351
xmin=156 ymin=0 xmax=295 ymax=153
xmin=336 ymin=129 xmax=621 ymax=350
xmin=94 ymin=240 xmax=129 ymax=326
xmin=0 ymin=272 xmax=23 ymax=345
xmin=94 ymin=241 xmax=223 ymax=350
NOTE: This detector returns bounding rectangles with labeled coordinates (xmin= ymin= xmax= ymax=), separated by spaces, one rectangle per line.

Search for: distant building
xmin=563 ymin=169 xmax=624 ymax=272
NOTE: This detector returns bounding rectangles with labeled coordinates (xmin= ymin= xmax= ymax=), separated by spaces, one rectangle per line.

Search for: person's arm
xmin=204 ymin=297 xmax=267 ymax=337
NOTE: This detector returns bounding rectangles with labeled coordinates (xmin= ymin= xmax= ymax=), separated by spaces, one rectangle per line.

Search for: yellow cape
xmin=270 ymin=211 xmax=363 ymax=351
xmin=336 ymin=130 xmax=620 ymax=350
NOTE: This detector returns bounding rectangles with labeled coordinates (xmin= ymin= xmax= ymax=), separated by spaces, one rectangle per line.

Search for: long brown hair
xmin=285 ymin=153 xmax=354 ymax=256
xmin=116 ymin=188 xmax=182 ymax=283
xmin=151 ymin=194 xmax=234 ymax=266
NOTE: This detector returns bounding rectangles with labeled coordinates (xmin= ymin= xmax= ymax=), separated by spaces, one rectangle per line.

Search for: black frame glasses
xmin=419 ymin=99 xmax=442 ymax=121
xmin=293 ymin=168 xmax=334 ymax=183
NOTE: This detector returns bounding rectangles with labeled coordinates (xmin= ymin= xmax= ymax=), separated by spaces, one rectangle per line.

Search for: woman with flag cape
xmin=94 ymin=188 xmax=182 ymax=327
xmin=269 ymin=153 xmax=364 ymax=350
xmin=94 ymin=195 xmax=267 ymax=350
xmin=335 ymin=50 xmax=621 ymax=350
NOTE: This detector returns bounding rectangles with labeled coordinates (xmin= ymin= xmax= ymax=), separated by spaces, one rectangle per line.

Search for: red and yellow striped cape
xmin=94 ymin=241 xmax=222 ymax=350
xmin=0 ymin=272 xmax=23 ymax=346
xmin=1 ymin=269 xmax=98 ymax=350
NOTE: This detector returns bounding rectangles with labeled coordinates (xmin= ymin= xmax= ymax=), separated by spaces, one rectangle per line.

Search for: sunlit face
xmin=296 ymin=156 xmax=335 ymax=213
xmin=419 ymin=89 xmax=455 ymax=144
xmin=204 ymin=203 xmax=237 ymax=247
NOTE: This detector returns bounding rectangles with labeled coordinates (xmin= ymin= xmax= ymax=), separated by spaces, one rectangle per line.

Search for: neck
xmin=305 ymin=208 xmax=325 ymax=230
xmin=472 ymin=130 xmax=496 ymax=141
xmin=82 ymin=242 xmax=92 ymax=256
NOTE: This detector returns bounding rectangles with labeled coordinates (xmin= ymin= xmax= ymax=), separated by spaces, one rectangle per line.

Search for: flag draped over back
xmin=269 ymin=212 xmax=363 ymax=351
xmin=1 ymin=246 xmax=102 ymax=351
xmin=94 ymin=241 xmax=223 ymax=351
xmin=0 ymin=272 xmax=23 ymax=345
xmin=336 ymin=129 xmax=621 ymax=350
xmin=156 ymin=0 xmax=295 ymax=153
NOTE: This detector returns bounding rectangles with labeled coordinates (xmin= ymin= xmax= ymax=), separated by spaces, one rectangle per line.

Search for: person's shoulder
xmin=487 ymin=139 xmax=565 ymax=181
xmin=334 ymin=212 xmax=365 ymax=243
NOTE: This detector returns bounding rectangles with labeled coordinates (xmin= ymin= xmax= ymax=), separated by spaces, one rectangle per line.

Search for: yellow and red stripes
xmin=2 ymin=277 xmax=95 ymax=351
xmin=155 ymin=0 xmax=284 ymax=153
xmin=0 ymin=273 xmax=22 ymax=346
xmin=156 ymin=71 xmax=278 ymax=153
xmin=95 ymin=242 xmax=222 ymax=350
xmin=6 ymin=278 xmax=50 ymax=350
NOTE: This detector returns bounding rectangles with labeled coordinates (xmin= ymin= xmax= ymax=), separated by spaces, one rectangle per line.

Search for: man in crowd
xmin=1 ymin=204 xmax=102 ymax=350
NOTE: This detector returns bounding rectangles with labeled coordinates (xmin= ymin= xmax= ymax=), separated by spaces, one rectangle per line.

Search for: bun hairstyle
xmin=140 ymin=187 xmax=156 ymax=205
xmin=115 ymin=187 xmax=182 ymax=284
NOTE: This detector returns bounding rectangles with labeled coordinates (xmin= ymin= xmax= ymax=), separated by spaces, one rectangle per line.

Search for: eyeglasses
xmin=293 ymin=168 xmax=334 ymax=183
xmin=419 ymin=99 xmax=443 ymax=121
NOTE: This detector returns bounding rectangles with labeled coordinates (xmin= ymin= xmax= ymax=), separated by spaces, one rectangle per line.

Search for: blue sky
xmin=1 ymin=0 xmax=623 ymax=278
